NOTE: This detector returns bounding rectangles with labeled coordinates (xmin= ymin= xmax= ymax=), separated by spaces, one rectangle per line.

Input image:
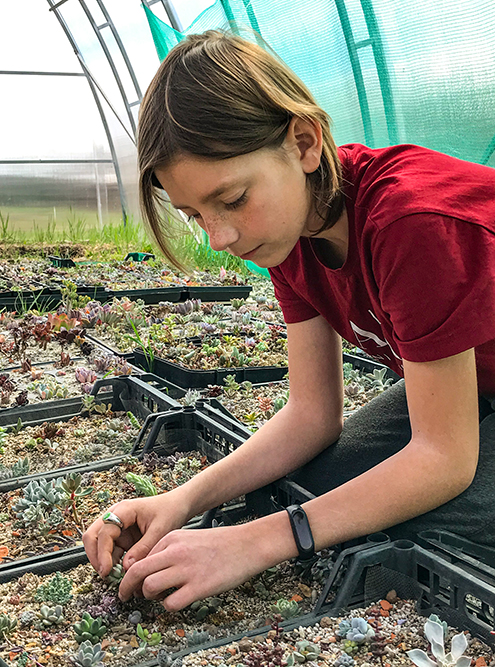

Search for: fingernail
xmin=127 ymin=557 xmax=135 ymax=568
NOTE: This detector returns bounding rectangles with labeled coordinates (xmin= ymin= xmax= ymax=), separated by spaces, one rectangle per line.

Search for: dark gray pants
xmin=289 ymin=380 xmax=495 ymax=547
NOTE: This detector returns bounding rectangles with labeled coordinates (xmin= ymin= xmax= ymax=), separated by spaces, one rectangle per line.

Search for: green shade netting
xmin=143 ymin=0 xmax=495 ymax=277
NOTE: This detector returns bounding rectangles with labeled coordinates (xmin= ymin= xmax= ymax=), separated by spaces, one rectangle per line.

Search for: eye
xmin=225 ymin=192 xmax=247 ymax=210
xmin=187 ymin=214 xmax=202 ymax=222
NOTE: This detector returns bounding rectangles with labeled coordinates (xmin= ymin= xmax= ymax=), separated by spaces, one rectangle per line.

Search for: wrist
xmin=241 ymin=511 xmax=300 ymax=570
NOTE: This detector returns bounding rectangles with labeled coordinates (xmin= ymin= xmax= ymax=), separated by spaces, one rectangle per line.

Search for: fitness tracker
xmin=285 ymin=504 xmax=315 ymax=561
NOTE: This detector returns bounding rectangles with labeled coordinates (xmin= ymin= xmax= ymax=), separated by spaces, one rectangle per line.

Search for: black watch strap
xmin=286 ymin=504 xmax=315 ymax=561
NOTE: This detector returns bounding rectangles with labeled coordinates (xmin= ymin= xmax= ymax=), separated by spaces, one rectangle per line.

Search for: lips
xmin=239 ymin=246 xmax=261 ymax=260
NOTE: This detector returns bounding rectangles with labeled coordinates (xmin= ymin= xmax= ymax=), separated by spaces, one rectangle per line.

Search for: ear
xmin=284 ymin=116 xmax=323 ymax=174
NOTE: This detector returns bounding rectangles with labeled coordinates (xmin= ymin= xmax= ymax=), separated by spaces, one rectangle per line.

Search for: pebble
xmin=238 ymin=639 xmax=253 ymax=653
xmin=319 ymin=617 xmax=333 ymax=628
xmin=386 ymin=590 xmax=399 ymax=604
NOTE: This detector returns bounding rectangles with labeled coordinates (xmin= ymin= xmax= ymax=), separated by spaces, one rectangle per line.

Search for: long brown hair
xmin=138 ymin=29 xmax=343 ymax=269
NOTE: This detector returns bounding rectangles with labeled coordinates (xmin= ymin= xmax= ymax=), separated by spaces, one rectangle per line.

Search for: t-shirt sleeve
xmin=371 ymin=213 xmax=495 ymax=362
xmin=268 ymin=265 xmax=320 ymax=324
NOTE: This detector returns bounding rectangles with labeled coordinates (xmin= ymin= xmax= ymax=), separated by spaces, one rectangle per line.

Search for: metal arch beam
xmin=0 ymin=70 xmax=84 ymax=76
xmin=94 ymin=0 xmax=143 ymax=102
xmin=46 ymin=0 xmax=129 ymax=224
xmin=78 ymin=0 xmax=137 ymax=136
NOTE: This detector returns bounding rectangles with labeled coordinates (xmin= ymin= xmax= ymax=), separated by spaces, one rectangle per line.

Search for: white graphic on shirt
xmin=350 ymin=311 xmax=403 ymax=371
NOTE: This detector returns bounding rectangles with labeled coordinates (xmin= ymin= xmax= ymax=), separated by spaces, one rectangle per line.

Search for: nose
xmin=205 ymin=218 xmax=240 ymax=253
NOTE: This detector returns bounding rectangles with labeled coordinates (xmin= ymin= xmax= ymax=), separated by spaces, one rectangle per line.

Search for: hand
xmin=117 ymin=523 xmax=270 ymax=611
xmin=82 ymin=490 xmax=191 ymax=577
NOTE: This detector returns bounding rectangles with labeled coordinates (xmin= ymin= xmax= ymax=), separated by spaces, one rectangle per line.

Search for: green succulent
xmin=35 ymin=572 xmax=73 ymax=606
xmin=270 ymin=598 xmax=300 ymax=620
xmin=70 ymin=640 xmax=106 ymax=667
xmin=125 ymin=472 xmax=157 ymax=496
xmin=106 ymin=563 xmax=124 ymax=588
xmin=37 ymin=604 xmax=65 ymax=627
xmin=10 ymin=456 xmax=30 ymax=477
xmin=186 ymin=629 xmax=211 ymax=647
xmin=0 ymin=613 xmax=17 ymax=639
xmin=126 ymin=411 xmax=140 ymax=428
xmin=137 ymin=623 xmax=162 ymax=646
xmin=190 ymin=596 xmax=223 ymax=621
xmin=286 ymin=640 xmax=321 ymax=665
xmin=73 ymin=612 xmax=107 ymax=644
xmin=343 ymin=640 xmax=360 ymax=655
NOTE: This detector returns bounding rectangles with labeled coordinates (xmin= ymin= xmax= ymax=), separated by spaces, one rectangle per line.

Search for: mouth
xmin=239 ymin=245 xmax=262 ymax=260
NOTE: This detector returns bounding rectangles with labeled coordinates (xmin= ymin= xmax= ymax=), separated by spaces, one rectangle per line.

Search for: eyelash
xmin=187 ymin=192 xmax=247 ymax=223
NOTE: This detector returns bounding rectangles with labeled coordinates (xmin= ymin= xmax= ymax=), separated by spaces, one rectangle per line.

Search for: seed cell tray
xmin=183 ymin=284 xmax=252 ymax=301
xmin=133 ymin=347 xmax=288 ymax=388
xmin=0 ymin=374 xmax=180 ymax=492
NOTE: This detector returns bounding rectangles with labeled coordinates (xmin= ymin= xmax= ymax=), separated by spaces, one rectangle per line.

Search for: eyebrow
xmin=171 ymin=182 xmax=242 ymax=210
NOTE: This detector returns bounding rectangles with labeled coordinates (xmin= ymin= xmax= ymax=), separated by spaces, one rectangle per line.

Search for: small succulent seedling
xmin=286 ymin=640 xmax=320 ymax=665
xmin=126 ymin=472 xmax=157 ymax=496
xmin=35 ymin=572 xmax=73 ymax=606
xmin=270 ymin=598 xmax=300 ymax=620
xmin=73 ymin=612 xmax=107 ymax=644
xmin=106 ymin=563 xmax=125 ymax=588
xmin=37 ymin=604 xmax=65 ymax=627
xmin=408 ymin=618 xmax=470 ymax=667
xmin=186 ymin=629 xmax=211 ymax=647
xmin=127 ymin=411 xmax=140 ymax=428
xmin=0 ymin=613 xmax=17 ymax=639
xmin=137 ymin=623 xmax=162 ymax=647
xmin=70 ymin=640 xmax=106 ymax=667
xmin=190 ymin=596 xmax=223 ymax=621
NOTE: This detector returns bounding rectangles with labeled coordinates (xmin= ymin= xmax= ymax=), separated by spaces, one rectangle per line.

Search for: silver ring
xmin=102 ymin=511 xmax=124 ymax=530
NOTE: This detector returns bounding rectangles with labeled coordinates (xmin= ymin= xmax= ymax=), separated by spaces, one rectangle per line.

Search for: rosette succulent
xmin=70 ymin=640 xmax=106 ymax=667
xmin=73 ymin=612 xmax=107 ymax=644
xmin=407 ymin=618 xmax=470 ymax=667
xmin=37 ymin=604 xmax=65 ymax=627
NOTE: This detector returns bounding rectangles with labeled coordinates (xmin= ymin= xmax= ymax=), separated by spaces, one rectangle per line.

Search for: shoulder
xmin=339 ymin=143 xmax=495 ymax=233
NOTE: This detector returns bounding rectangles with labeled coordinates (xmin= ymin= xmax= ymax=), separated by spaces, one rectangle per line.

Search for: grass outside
xmin=0 ymin=206 xmax=253 ymax=276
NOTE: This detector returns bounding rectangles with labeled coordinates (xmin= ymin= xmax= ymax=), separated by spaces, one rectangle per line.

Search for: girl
xmin=83 ymin=30 xmax=495 ymax=610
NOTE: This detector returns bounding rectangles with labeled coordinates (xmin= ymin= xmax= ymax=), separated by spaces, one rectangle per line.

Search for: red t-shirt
xmin=269 ymin=143 xmax=495 ymax=397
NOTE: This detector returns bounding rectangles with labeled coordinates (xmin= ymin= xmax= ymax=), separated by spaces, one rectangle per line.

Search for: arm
xmin=175 ymin=314 xmax=344 ymax=519
xmin=248 ymin=347 xmax=480 ymax=567
xmin=118 ymin=347 xmax=479 ymax=609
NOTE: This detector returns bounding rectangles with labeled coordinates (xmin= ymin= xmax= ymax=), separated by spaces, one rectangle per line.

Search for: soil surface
xmin=0 ymin=451 xmax=209 ymax=565
xmin=0 ymin=412 xmax=141 ymax=476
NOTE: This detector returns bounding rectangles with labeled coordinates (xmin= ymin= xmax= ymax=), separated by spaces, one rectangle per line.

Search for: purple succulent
xmin=245 ymin=337 xmax=256 ymax=347
xmin=81 ymin=383 xmax=93 ymax=394
xmin=75 ymin=367 xmax=98 ymax=384
xmin=87 ymin=593 xmax=119 ymax=622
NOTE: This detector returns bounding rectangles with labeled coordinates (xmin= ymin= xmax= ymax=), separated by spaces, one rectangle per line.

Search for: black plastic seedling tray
xmin=0 ymin=404 xmax=311 ymax=574
xmin=111 ymin=286 xmax=182 ymax=304
xmin=2 ymin=534 xmax=495 ymax=667
xmin=133 ymin=347 xmax=288 ymax=388
xmin=183 ymin=284 xmax=252 ymax=301
xmin=0 ymin=374 xmax=180 ymax=492
xmin=343 ymin=351 xmax=401 ymax=380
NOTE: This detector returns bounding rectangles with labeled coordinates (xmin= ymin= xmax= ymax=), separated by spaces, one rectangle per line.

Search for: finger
xmin=141 ymin=566 xmax=183 ymax=601
xmin=97 ymin=524 xmax=123 ymax=577
xmin=161 ymin=584 xmax=197 ymax=612
xmin=122 ymin=524 xmax=170 ymax=571
xmin=92 ymin=502 xmax=139 ymax=576
xmin=119 ymin=550 xmax=173 ymax=602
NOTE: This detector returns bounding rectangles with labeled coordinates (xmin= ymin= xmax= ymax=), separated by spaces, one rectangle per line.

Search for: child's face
xmin=154 ymin=144 xmax=318 ymax=269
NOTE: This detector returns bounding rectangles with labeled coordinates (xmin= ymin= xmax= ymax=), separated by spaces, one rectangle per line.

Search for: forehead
xmin=154 ymin=149 xmax=274 ymax=207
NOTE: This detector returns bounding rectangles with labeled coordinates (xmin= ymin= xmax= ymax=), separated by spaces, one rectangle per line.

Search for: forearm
xmin=175 ymin=402 xmax=343 ymax=519
xmin=249 ymin=438 xmax=474 ymax=568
